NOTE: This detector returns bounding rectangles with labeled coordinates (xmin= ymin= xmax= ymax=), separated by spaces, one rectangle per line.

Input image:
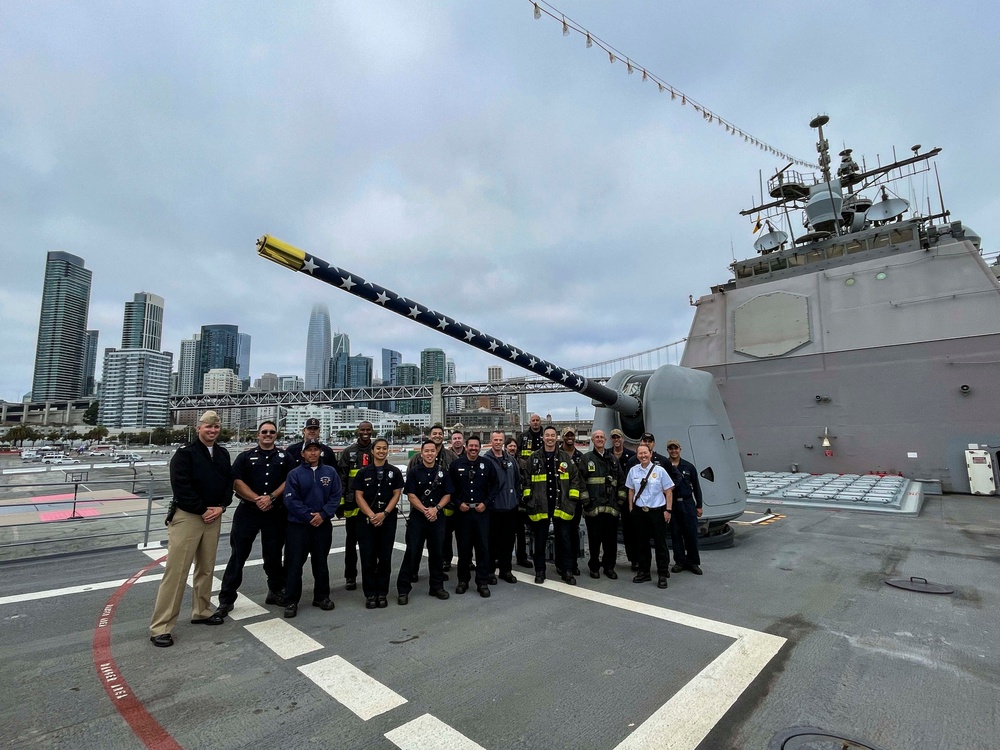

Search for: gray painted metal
xmin=683 ymin=213 xmax=1000 ymax=494
xmin=592 ymin=365 xmax=747 ymax=525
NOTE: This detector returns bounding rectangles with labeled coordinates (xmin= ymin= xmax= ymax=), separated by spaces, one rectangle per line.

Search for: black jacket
xmin=169 ymin=440 xmax=234 ymax=515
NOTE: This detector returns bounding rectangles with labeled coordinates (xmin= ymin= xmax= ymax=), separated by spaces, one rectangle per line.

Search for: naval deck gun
xmin=258 ymin=235 xmax=747 ymax=544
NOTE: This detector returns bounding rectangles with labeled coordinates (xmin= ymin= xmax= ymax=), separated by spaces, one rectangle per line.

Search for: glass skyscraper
xmin=305 ymin=304 xmax=331 ymax=390
xmin=122 ymin=292 xmax=164 ymax=350
xmin=196 ymin=324 xmax=239 ymax=394
xmin=32 ymin=251 xmax=92 ymax=401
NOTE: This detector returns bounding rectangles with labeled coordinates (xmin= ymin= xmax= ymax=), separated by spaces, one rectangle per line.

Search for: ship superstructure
xmin=681 ymin=116 xmax=1000 ymax=492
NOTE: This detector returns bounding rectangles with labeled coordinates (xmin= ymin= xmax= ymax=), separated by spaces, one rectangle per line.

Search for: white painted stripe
xmin=299 ymin=655 xmax=407 ymax=720
xmin=0 ymin=577 xmax=155 ymax=605
xmin=215 ymin=595 xmax=269 ymax=620
xmin=245 ymin=618 xmax=323 ymax=659
xmin=523 ymin=577 xmax=787 ymax=750
xmin=615 ymin=632 xmax=785 ymax=750
xmin=385 ymin=713 xmax=485 ymax=750
xmin=1 ymin=547 xmax=351 ymax=606
xmin=527 ymin=576 xmax=754 ymax=639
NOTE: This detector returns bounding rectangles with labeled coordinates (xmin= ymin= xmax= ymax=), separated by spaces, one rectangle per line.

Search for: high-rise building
xmin=328 ymin=332 xmax=351 ymax=389
xmin=82 ymin=330 xmax=100 ymax=397
xmin=395 ymin=363 xmax=421 ymax=415
xmin=237 ymin=332 xmax=252 ymax=391
xmin=177 ymin=334 xmax=200 ymax=396
xmin=32 ymin=251 xmax=92 ymax=401
xmin=280 ymin=375 xmax=304 ymax=391
xmin=196 ymin=324 xmax=239 ymax=394
xmin=445 ymin=357 xmax=462 ymax=414
xmin=421 ymin=348 xmax=446 ymax=383
xmin=98 ymin=349 xmax=173 ymax=428
xmin=379 ymin=348 xmax=401 ymax=412
xmin=381 ymin=349 xmax=401 ymax=385
xmin=332 ymin=332 xmax=350 ymax=357
xmin=420 ymin=348 xmax=446 ymax=414
xmin=348 ymin=354 xmax=373 ymax=408
xmin=122 ymin=292 xmax=164 ymax=350
xmin=348 ymin=355 xmax=373 ymax=388
xmin=305 ymin=304 xmax=331 ymax=390
xmin=254 ymin=372 xmax=280 ymax=391
xmin=487 ymin=366 xmax=503 ymax=410
xmin=98 ymin=291 xmax=172 ymax=428
xmin=203 ymin=368 xmax=243 ymax=429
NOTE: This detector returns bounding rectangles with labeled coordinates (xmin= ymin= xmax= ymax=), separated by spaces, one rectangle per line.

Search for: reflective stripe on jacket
xmin=521 ymin=448 xmax=583 ymax=522
xmin=337 ymin=442 xmax=374 ymax=517
xmin=579 ymin=449 xmax=625 ymax=517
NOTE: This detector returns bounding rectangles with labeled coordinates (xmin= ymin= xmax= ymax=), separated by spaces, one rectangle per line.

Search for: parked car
xmin=113 ymin=453 xmax=143 ymax=463
xmin=43 ymin=456 xmax=79 ymax=465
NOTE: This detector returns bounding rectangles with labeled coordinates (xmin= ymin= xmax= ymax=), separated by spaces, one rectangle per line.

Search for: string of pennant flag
xmin=529 ymin=0 xmax=819 ymax=170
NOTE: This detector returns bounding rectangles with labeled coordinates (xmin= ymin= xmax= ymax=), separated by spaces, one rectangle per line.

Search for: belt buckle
xmin=641 ymin=506 xmax=650 ymax=513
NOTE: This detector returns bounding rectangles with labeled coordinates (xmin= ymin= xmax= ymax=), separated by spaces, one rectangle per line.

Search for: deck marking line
xmin=524 ymin=578 xmax=787 ymax=750
xmin=385 ymin=713 xmax=485 ymax=750
xmin=244 ymin=618 xmax=324 ymax=659
xmin=92 ymin=554 xmax=183 ymax=750
xmin=216 ymin=595 xmax=268 ymax=620
xmin=614 ymin=631 xmax=785 ymax=750
xmin=299 ymin=654 xmax=407 ymax=720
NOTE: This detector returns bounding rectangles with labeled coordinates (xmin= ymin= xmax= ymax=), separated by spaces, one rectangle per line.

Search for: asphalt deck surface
xmin=1 ymin=494 xmax=998 ymax=749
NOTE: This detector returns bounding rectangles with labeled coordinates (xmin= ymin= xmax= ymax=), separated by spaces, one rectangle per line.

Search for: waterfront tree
xmin=82 ymin=401 xmax=99 ymax=426
xmin=4 ymin=425 xmax=40 ymax=446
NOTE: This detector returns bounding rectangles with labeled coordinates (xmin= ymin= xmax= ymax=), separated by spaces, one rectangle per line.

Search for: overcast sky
xmin=3 ymin=1 xmax=998 ymax=420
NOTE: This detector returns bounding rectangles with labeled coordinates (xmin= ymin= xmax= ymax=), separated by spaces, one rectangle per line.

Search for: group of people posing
xmin=148 ymin=410 xmax=703 ymax=648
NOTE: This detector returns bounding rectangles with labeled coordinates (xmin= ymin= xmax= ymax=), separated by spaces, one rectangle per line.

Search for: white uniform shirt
xmin=625 ymin=462 xmax=675 ymax=508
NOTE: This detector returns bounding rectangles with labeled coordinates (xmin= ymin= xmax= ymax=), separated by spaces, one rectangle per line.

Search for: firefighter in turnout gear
xmin=579 ymin=430 xmax=626 ymax=579
xmin=514 ymin=414 xmax=544 ymax=565
xmin=521 ymin=425 xmax=585 ymax=585
xmin=337 ymin=421 xmax=375 ymax=592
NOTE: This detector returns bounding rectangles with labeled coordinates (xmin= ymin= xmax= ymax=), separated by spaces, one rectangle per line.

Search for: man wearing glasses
xmin=216 ymin=420 xmax=291 ymax=616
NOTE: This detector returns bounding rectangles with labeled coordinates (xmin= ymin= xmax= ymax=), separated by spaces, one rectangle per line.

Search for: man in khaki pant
xmin=150 ymin=410 xmax=234 ymax=647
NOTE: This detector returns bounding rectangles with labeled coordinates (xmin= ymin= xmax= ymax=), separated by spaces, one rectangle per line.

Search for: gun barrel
xmin=256 ymin=235 xmax=640 ymax=417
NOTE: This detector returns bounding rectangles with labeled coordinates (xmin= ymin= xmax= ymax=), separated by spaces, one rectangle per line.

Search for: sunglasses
xmin=260 ymin=430 xmax=277 ymax=435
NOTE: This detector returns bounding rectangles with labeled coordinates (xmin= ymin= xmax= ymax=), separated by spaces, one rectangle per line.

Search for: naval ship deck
xmin=1 ymin=490 xmax=997 ymax=749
